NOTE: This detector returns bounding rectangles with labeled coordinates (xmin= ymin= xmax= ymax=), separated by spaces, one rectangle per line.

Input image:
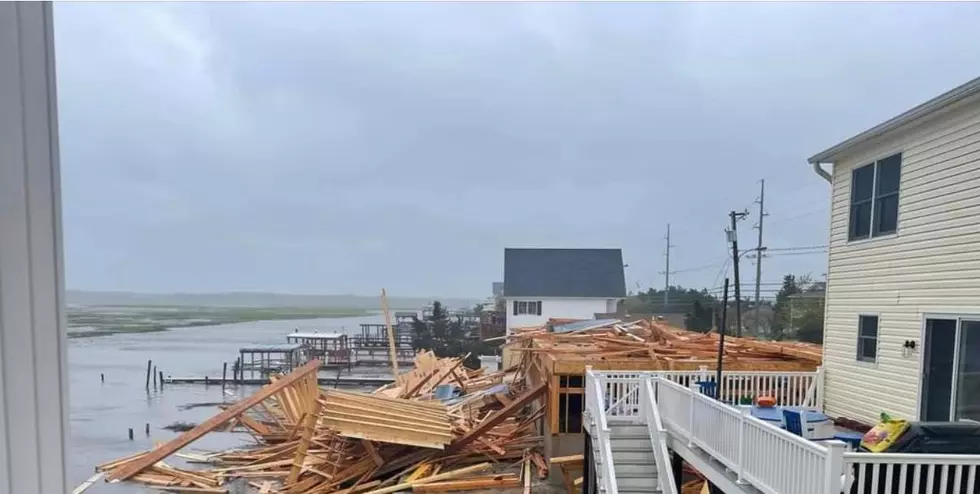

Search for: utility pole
xmin=728 ymin=210 xmax=748 ymax=336
xmin=659 ymin=223 xmax=675 ymax=310
xmin=753 ymin=179 xmax=768 ymax=336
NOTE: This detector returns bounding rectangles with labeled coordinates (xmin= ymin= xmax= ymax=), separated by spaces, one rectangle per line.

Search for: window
xmin=556 ymin=374 xmax=585 ymax=434
xmin=857 ymin=315 xmax=879 ymax=362
xmin=849 ymin=153 xmax=901 ymax=240
xmin=513 ymin=300 xmax=542 ymax=315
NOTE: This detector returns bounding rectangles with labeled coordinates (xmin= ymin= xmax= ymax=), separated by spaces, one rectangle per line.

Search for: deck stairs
xmin=590 ymin=423 xmax=663 ymax=493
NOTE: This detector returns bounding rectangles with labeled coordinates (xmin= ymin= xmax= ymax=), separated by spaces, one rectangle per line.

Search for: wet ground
xmin=68 ymin=313 xmax=384 ymax=493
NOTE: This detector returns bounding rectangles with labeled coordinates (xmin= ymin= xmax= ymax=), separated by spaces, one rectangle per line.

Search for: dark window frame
xmin=513 ymin=300 xmax=542 ymax=316
xmin=857 ymin=314 xmax=879 ymax=363
xmin=849 ymin=153 xmax=902 ymax=241
xmin=556 ymin=374 xmax=585 ymax=434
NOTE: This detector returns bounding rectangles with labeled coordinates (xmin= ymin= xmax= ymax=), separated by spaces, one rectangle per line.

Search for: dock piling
xmin=145 ymin=359 xmax=152 ymax=390
xmin=159 ymin=371 xmax=164 ymax=389
xmin=153 ymin=365 xmax=157 ymax=389
xmin=128 ymin=428 xmax=134 ymax=440
xmin=222 ymin=362 xmax=228 ymax=390
xmin=145 ymin=423 xmax=150 ymax=436
xmin=100 ymin=373 xmax=104 ymax=384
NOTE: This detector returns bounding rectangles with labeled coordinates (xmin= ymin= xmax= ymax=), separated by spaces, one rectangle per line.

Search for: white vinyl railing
xmin=640 ymin=379 xmax=679 ymax=494
xmin=589 ymin=369 xmax=980 ymax=494
xmin=593 ymin=367 xmax=823 ymax=421
xmin=585 ymin=369 xmax=618 ymax=494
xmin=844 ymin=453 xmax=980 ymax=494
xmin=655 ymin=377 xmax=846 ymax=494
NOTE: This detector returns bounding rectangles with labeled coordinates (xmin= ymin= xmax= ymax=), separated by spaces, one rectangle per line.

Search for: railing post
xmin=822 ymin=440 xmax=846 ymax=494
xmin=815 ymin=366 xmax=826 ymax=411
xmin=736 ymin=406 xmax=749 ymax=483
xmin=688 ymin=383 xmax=697 ymax=446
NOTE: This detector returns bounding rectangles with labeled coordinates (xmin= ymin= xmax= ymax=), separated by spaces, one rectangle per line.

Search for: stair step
xmin=609 ymin=437 xmax=651 ymax=449
xmin=613 ymin=450 xmax=657 ymax=462
xmin=616 ymin=475 xmax=661 ymax=489
xmin=614 ymin=467 xmax=659 ymax=478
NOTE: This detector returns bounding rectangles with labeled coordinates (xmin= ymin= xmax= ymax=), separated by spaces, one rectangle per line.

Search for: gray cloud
xmin=54 ymin=2 xmax=980 ymax=297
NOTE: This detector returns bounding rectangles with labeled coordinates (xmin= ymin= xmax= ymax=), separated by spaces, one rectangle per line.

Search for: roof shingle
xmin=504 ymin=248 xmax=626 ymax=298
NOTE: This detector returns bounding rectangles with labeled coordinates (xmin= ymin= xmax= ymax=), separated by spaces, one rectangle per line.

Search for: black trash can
xmin=849 ymin=421 xmax=980 ymax=494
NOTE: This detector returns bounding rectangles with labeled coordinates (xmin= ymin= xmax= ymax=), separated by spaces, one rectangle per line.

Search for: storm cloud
xmin=53 ymin=2 xmax=980 ymax=297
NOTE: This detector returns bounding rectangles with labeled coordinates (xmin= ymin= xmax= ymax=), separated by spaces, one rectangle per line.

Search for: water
xmin=68 ymin=313 xmax=384 ymax=493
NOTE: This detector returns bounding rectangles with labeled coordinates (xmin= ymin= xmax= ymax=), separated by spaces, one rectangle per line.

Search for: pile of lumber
xmin=504 ymin=318 xmax=821 ymax=370
xmin=94 ymin=352 xmax=546 ymax=493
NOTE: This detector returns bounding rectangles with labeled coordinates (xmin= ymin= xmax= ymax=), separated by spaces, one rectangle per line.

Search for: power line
xmin=673 ymin=258 xmax=729 ymax=274
xmin=766 ymin=245 xmax=828 ymax=252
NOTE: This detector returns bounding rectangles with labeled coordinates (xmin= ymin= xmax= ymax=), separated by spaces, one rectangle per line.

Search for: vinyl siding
xmin=824 ymin=96 xmax=980 ymax=425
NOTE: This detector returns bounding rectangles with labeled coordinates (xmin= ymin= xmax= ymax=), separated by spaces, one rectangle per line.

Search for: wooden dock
xmin=163 ymin=375 xmax=394 ymax=387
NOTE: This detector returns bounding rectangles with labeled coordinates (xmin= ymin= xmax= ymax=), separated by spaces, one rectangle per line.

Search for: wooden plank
xmin=381 ymin=288 xmax=399 ymax=376
xmin=107 ymin=360 xmax=322 ymax=481
xmin=413 ymin=477 xmax=522 ymax=492
xmin=361 ymin=440 xmax=384 ymax=467
xmin=361 ymin=463 xmax=491 ymax=494
xmin=444 ymin=382 xmax=547 ymax=455
xmin=288 ymin=383 xmax=324 ymax=485
xmin=550 ymin=454 xmax=583 ymax=465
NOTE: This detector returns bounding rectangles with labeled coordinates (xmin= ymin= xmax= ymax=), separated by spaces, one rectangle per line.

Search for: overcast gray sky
xmin=53 ymin=2 xmax=980 ymax=298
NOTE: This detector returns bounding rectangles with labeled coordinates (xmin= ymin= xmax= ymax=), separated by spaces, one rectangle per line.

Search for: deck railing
xmin=655 ymin=377 xmax=845 ymax=494
xmin=640 ymin=379 xmax=680 ymax=494
xmin=843 ymin=453 xmax=980 ymax=494
xmin=593 ymin=367 xmax=823 ymax=420
xmin=585 ymin=369 xmax=618 ymax=494
xmin=589 ymin=370 xmax=980 ymax=494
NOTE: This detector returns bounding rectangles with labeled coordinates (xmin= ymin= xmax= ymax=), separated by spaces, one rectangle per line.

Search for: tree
xmin=684 ymin=300 xmax=714 ymax=333
xmin=770 ymin=274 xmax=825 ymax=343
xmin=411 ymin=301 xmax=481 ymax=368
xmin=770 ymin=275 xmax=800 ymax=341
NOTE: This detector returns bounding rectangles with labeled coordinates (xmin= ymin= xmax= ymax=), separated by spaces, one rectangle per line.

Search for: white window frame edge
xmin=915 ymin=313 xmax=980 ymax=421
xmin=0 ymin=3 xmax=70 ymax=493
xmin=854 ymin=312 xmax=880 ymax=367
xmin=846 ymin=151 xmax=902 ymax=244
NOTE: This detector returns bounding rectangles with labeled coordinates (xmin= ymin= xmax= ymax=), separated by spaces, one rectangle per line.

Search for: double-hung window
xmin=513 ymin=300 xmax=542 ymax=316
xmin=857 ymin=315 xmax=879 ymax=363
xmin=849 ymin=153 xmax=901 ymax=240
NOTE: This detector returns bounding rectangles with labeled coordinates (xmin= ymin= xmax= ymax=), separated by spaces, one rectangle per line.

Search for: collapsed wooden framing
xmin=94 ymin=352 xmax=548 ymax=493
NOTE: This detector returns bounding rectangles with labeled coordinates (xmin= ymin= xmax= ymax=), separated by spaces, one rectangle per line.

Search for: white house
xmin=809 ymin=76 xmax=980 ymax=426
xmin=501 ymin=248 xmax=625 ymax=367
xmin=503 ymin=248 xmax=626 ymax=332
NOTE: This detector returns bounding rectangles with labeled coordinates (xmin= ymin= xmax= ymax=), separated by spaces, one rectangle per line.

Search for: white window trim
xmin=847 ymin=152 xmax=902 ymax=243
xmin=0 ymin=3 xmax=71 ymax=493
xmin=856 ymin=313 xmax=880 ymax=366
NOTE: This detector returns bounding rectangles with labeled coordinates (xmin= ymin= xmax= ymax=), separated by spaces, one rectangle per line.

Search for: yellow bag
xmin=860 ymin=413 xmax=910 ymax=453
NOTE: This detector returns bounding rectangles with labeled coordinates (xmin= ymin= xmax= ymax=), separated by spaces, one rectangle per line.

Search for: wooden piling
xmin=222 ymin=362 xmax=228 ymax=390
xmin=128 ymin=428 xmax=134 ymax=440
xmin=145 ymin=423 xmax=150 ymax=436
xmin=204 ymin=376 xmax=209 ymax=386
xmin=100 ymin=373 xmax=104 ymax=383
xmin=145 ymin=360 xmax=152 ymax=390
xmin=153 ymin=365 xmax=158 ymax=389
xmin=159 ymin=371 xmax=164 ymax=389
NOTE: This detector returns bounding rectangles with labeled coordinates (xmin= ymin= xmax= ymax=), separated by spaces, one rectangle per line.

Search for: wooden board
xmin=108 ymin=360 xmax=321 ymax=481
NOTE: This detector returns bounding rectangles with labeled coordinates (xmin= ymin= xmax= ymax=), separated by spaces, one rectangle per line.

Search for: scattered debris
xmin=163 ymin=421 xmax=199 ymax=432
xmin=96 ymin=351 xmax=544 ymax=493
xmin=505 ymin=318 xmax=822 ymax=371
xmin=179 ymin=401 xmax=231 ymax=411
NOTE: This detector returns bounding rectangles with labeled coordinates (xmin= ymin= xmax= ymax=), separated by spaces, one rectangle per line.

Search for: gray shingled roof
xmin=504 ymin=248 xmax=626 ymax=298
